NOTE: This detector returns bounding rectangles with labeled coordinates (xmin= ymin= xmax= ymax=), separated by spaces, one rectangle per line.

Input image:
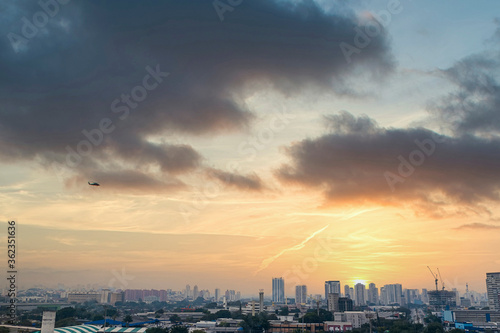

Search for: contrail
xmin=255 ymin=224 xmax=330 ymax=273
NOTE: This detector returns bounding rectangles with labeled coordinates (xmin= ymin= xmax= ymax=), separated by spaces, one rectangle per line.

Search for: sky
xmin=1 ymin=0 xmax=500 ymax=297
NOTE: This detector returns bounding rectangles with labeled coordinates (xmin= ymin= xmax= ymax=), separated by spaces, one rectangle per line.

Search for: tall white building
xmin=344 ymin=285 xmax=351 ymax=299
xmin=486 ymin=272 xmax=500 ymax=310
xmin=383 ymin=284 xmax=403 ymax=305
xmin=295 ymin=285 xmax=307 ymax=304
xmin=272 ymin=277 xmax=285 ymax=303
xmin=193 ymin=285 xmax=199 ymax=299
xmin=325 ymin=281 xmax=341 ymax=300
xmin=368 ymin=283 xmax=378 ymax=305
xmin=355 ymin=283 xmax=365 ymax=306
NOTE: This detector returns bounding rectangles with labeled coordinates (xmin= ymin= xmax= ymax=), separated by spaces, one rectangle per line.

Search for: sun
xmin=352 ymin=279 xmax=368 ymax=285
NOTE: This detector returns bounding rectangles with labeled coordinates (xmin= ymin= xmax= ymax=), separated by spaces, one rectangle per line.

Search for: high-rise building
xmin=338 ymin=297 xmax=354 ymax=312
xmin=109 ymin=291 xmax=124 ymax=305
xmin=383 ymin=284 xmax=403 ymax=305
xmin=344 ymin=285 xmax=351 ymax=299
xmin=215 ymin=288 xmax=220 ymax=302
xmin=259 ymin=290 xmax=264 ymax=313
xmin=185 ymin=285 xmax=191 ymax=298
xmin=355 ymin=283 xmax=366 ymax=306
xmin=295 ymin=285 xmax=307 ymax=304
xmin=368 ymin=283 xmax=378 ymax=305
xmin=101 ymin=289 xmax=110 ymax=303
xmin=486 ymin=272 xmax=500 ymax=310
xmin=272 ymin=277 xmax=285 ymax=303
xmin=193 ymin=285 xmax=199 ymax=300
xmin=327 ymin=293 xmax=340 ymax=312
xmin=325 ymin=281 xmax=341 ymax=300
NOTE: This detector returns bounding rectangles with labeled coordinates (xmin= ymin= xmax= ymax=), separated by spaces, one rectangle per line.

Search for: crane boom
xmin=427 ymin=266 xmax=439 ymax=291
xmin=437 ymin=268 xmax=445 ymax=290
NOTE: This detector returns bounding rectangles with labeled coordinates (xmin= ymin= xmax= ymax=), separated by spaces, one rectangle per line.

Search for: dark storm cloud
xmin=0 ymin=0 xmax=394 ymax=191
xmin=207 ymin=168 xmax=263 ymax=192
xmin=429 ymin=22 xmax=500 ymax=137
xmin=277 ymin=111 xmax=500 ymax=216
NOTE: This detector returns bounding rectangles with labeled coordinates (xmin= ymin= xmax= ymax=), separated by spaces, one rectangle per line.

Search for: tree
xmin=278 ymin=307 xmax=289 ymax=316
xmin=55 ymin=317 xmax=79 ymax=328
xmin=240 ymin=313 xmax=270 ymax=333
xmin=56 ymin=307 xmax=76 ymax=321
xmin=424 ymin=322 xmax=444 ymax=333
xmin=169 ymin=314 xmax=181 ymax=323
xmin=216 ymin=310 xmax=232 ymax=318
xmin=123 ymin=314 xmax=133 ymax=327
xmin=302 ymin=312 xmax=320 ymax=323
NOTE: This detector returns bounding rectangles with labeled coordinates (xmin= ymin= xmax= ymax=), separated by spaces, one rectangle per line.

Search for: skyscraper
xmin=185 ymin=284 xmax=191 ymax=298
xmin=193 ymin=285 xmax=199 ymax=299
xmin=383 ymin=284 xmax=403 ymax=305
xmin=272 ymin=277 xmax=285 ymax=303
xmin=327 ymin=293 xmax=340 ymax=312
xmin=215 ymin=288 xmax=220 ymax=302
xmin=368 ymin=283 xmax=379 ymax=305
xmin=295 ymin=285 xmax=307 ymax=304
xmin=486 ymin=272 xmax=500 ymax=310
xmin=344 ymin=285 xmax=351 ymax=299
xmin=355 ymin=283 xmax=366 ymax=306
xmin=259 ymin=289 xmax=264 ymax=313
xmin=325 ymin=281 xmax=341 ymax=300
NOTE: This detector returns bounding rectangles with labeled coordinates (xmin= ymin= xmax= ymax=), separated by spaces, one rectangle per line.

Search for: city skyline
xmin=1 ymin=0 xmax=500 ymax=294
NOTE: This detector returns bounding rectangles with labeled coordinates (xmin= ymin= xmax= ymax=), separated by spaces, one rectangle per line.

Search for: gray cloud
xmin=277 ymin=111 xmax=500 ymax=217
xmin=0 ymin=0 xmax=394 ymax=191
xmin=429 ymin=22 xmax=500 ymax=137
xmin=206 ymin=168 xmax=263 ymax=192
xmin=454 ymin=223 xmax=500 ymax=231
xmin=66 ymin=170 xmax=184 ymax=193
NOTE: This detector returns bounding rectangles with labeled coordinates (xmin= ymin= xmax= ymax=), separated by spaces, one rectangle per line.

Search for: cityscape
xmin=2 ymin=1 xmax=500 ymax=333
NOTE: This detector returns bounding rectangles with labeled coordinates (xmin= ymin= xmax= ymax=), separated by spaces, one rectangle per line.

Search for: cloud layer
xmin=0 ymin=0 xmax=394 ymax=191
xmin=277 ymin=111 xmax=500 ymax=217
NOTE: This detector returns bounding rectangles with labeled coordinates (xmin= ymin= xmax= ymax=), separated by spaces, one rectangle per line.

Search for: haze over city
xmin=1 ymin=0 xmax=500 ymax=296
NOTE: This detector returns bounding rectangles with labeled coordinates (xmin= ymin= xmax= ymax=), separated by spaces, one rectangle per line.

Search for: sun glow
xmin=352 ymin=279 xmax=368 ymax=286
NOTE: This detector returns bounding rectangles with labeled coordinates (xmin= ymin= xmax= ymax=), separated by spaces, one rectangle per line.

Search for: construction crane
xmin=437 ymin=268 xmax=445 ymax=290
xmin=427 ymin=266 xmax=439 ymax=291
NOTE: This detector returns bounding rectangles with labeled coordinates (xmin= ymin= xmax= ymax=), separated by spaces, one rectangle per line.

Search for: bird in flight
xmin=88 ymin=181 xmax=100 ymax=186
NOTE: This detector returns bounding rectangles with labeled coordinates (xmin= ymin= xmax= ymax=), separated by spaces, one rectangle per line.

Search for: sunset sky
xmin=1 ymin=0 xmax=500 ymax=296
